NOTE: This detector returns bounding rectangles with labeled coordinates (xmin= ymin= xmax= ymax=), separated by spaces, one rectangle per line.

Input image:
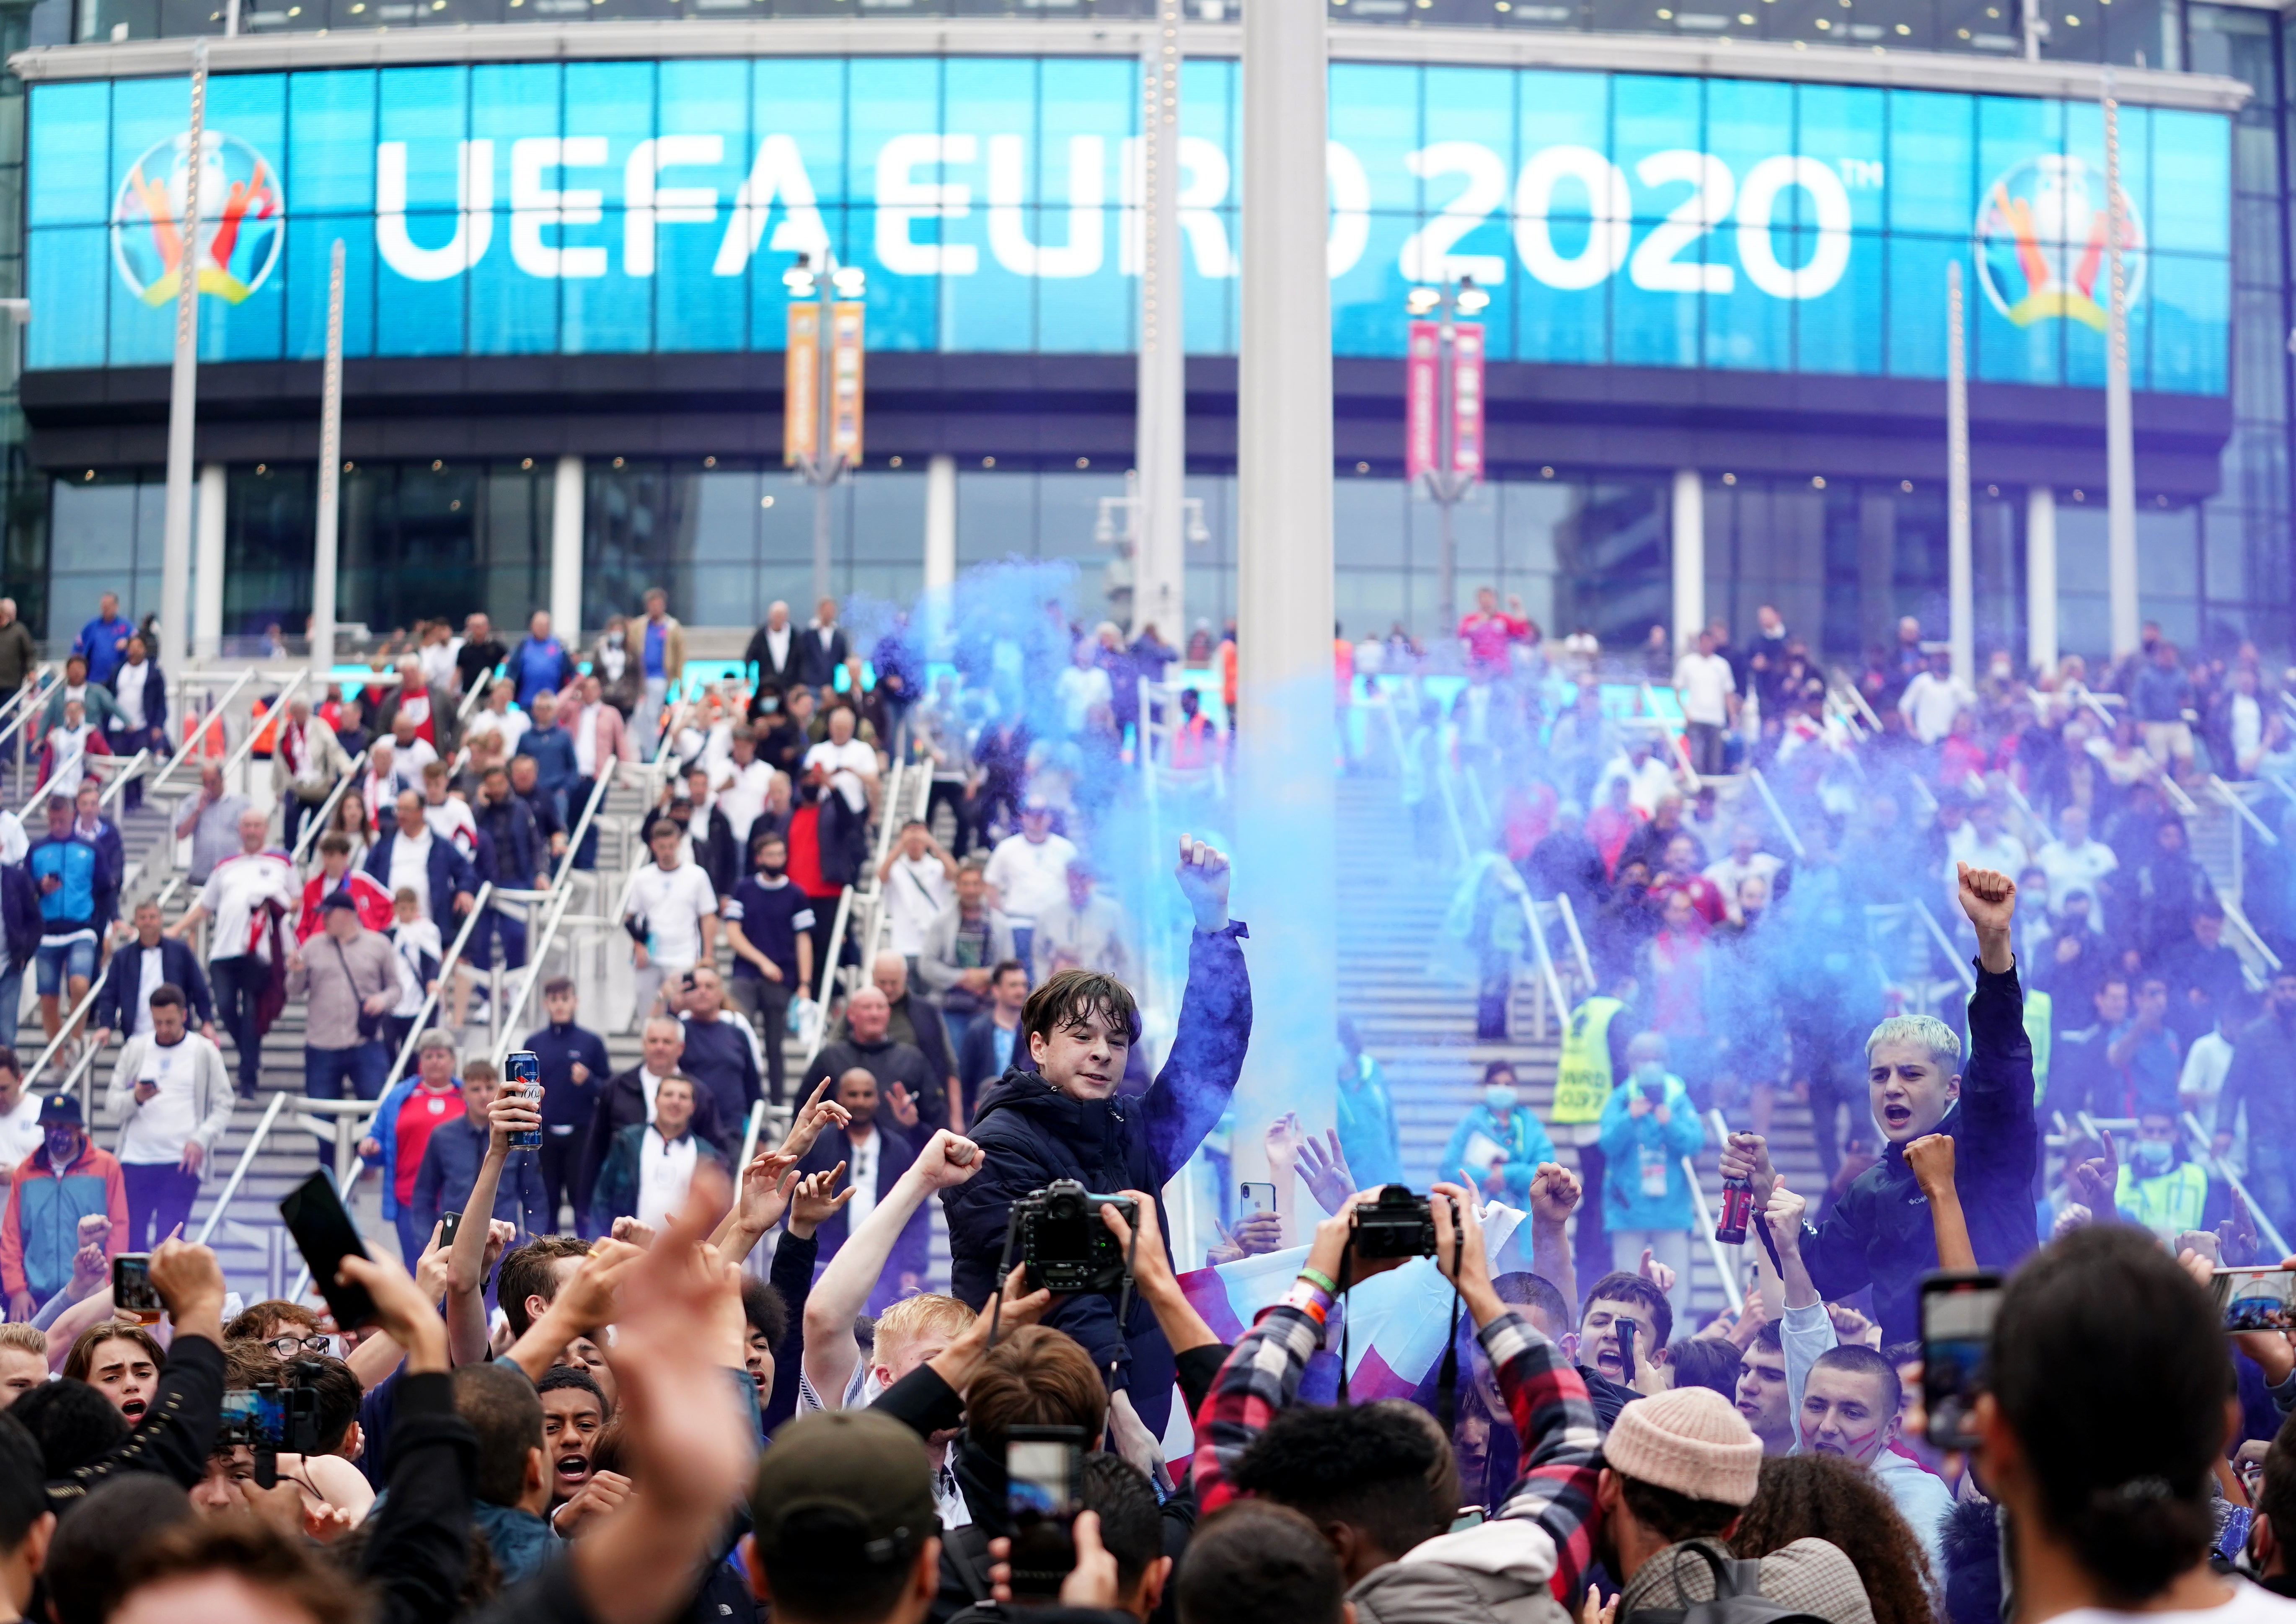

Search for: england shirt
xmin=628 ymin=860 xmax=718 ymax=970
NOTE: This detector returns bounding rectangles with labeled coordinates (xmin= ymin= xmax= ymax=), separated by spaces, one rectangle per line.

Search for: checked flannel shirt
xmin=1190 ymin=1301 xmax=1605 ymax=1603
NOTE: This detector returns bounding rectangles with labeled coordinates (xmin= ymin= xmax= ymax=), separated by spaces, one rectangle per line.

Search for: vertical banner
xmin=1451 ymin=322 xmax=1485 ymax=481
xmin=784 ymin=302 xmax=820 ymax=466
xmin=1403 ymin=318 xmax=1440 ymax=480
xmin=829 ymin=301 xmax=866 ymax=460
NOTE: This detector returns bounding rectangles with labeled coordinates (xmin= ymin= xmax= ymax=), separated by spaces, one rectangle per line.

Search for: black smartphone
xmin=1921 ymin=1270 xmax=2003 ymax=1449
xmin=279 ymin=1171 xmax=378 ymax=1332
xmin=1006 ymin=1424 xmax=1086 ymax=1601
xmin=1615 ymin=1316 xmax=1637 ymax=1380
xmin=113 ymin=1253 xmax=163 ymax=1324
xmin=439 ymin=1210 xmax=462 ymax=1251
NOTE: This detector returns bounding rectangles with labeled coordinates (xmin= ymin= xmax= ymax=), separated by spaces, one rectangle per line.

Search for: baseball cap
xmin=37 ymin=1094 xmax=81 ymax=1126
xmin=320 ymin=890 xmax=362 ymax=913
xmin=751 ymin=1410 xmax=937 ymax=1569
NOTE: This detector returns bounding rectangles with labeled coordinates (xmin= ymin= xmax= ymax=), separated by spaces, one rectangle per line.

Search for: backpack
xmin=1619 ymin=1543 xmax=1835 ymax=1624
xmin=933 ymin=1522 xmax=1001 ymax=1624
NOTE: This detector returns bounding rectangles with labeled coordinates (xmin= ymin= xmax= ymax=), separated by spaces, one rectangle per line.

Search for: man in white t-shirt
xmin=1672 ymin=630 xmax=1738 ymax=776
xmin=387 ymin=711 xmax=440 ymax=780
xmin=2035 ymin=803 xmax=2121 ymax=928
xmin=1703 ymin=823 xmax=1784 ymax=925
xmin=802 ymin=704 xmax=879 ymax=815
xmin=625 ymin=817 xmax=719 ymax=1021
xmin=0 ymin=1056 xmax=41 ymax=1189
xmin=715 ymin=726 xmax=777 ymax=862
xmin=102 ymin=983 xmax=233 ymax=1250
xmin=878 ymin=820 xmax=955 ymax=964
xmin=169 ymin=806 xmax=296 ymax=1100
xmin=982 ymin=799 xmax=1080 ymax=973
xmin=1897 ymin=646 xmax=1970 ymax=745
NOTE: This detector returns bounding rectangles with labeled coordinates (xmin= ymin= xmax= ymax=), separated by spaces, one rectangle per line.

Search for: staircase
xmin=1330 ymin=771 xmax=1828 ymax=1329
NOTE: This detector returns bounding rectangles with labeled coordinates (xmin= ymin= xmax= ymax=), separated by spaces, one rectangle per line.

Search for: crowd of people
xmin=0 ymin=582 xmax=2287 ymax=1624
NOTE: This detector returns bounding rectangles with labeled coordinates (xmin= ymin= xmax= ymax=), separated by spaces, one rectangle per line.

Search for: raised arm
xmin=1142 ymin=836 xmax=1251 ymax=1181
xmin=801 ymin=1130 xmax=980 ymax=1407
xmin=1905 ymin=1134 xmax=1976 ymax=1270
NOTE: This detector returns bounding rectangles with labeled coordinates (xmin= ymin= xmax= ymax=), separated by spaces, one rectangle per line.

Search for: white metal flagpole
xmin=2103 ymin=68 xmax=2140 ymax=661
xmin=1946 ymin=259 xmax=1973 ymax=686
xmin=159 ymin=39 xmax=207 ymax=670
xmin=1132 ymin=0 xmax=1186 ymax=643
xmin=311 ymin=240 xmax=346 ymax=676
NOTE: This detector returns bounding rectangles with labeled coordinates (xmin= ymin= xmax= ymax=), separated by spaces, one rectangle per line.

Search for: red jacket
xmin=297 ymin=869 xmax=396 ymax=942
xmin=0 ymin=1135 xmax=127 ymax=1302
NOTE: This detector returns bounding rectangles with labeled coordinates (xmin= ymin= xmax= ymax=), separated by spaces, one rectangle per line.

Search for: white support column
xmin=1947 ymin=260 xmax=1975 ymax=684
xmin=159 ymin=43 xmax=208 ymax=672
xmin=1670 ymin=468 xmax=1703 ymax=657
xmin=924 ymin=453 xmax=957 ymax=593
xmin=551 ymin=455 xmax=584 ymax=640
xmin=2026 ymin=484 xmax=2058 ymax=677
xmin=1132 ymin=0 xmax=1187 ymax=644
xmin=2102 ymin=71 xmax=2140 ymax=661
xmin=1233 ymin=0 xmax=1336 ymax=1188
xmin=193 ymin=463 xmax=225 ymax=662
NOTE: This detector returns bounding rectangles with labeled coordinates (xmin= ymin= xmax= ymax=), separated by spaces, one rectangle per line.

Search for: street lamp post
xmin=784 ymin=252 xmax=866 ymax=608
xmin=1405 ymin=275 xmax=1489 ymax=633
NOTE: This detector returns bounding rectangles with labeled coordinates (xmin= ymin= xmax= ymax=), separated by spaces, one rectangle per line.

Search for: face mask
xmin=759 ymin=862 xmax=786 ymax=877
xmin=1484 ymin=1084 xmax=1517 ymax=1112
xmin=45 ymin=1129 xmax=75 ymax=1164
xmin=1634 ymin=1062 xmax=1667 ymax=1088
xmin=760 ymin=697 xmax=780 ymax=713
xmin=2133 ymin=1139 xmax=2173 ymax=1172
xmin=606 ymin=632 xmax=624 ymax=647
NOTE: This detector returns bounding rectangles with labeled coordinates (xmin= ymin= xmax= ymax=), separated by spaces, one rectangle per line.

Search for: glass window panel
xmin=1335 ymin=476 xmax=1407 ymax=567
xmin=27 ymin=223 xmax=108 ymax=368
xmin=2150 ymin=251 xmax=2230 ymax=394
xmin=29 ymin=83 xmax=111 ymax=227
xmin=1328 ymin=62 xmax=1421 ymax=216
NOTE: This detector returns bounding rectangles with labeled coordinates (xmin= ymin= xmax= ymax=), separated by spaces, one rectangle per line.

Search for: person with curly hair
xmin=1732 ymin=1453 xmax=1937 ymax=1624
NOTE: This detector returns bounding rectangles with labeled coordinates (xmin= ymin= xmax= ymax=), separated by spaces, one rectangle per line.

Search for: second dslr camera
xmin=1014 ymin=1179 xmax=1139 ymax=1293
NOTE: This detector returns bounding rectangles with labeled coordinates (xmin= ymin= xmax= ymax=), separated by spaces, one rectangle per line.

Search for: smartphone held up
xmin=1920 ymin=1270 xmax=2002 ymax=1450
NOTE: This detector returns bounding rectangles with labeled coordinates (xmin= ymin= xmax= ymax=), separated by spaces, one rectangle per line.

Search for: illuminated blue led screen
xmin=26 ymin=58 xmax=2230 ymax=392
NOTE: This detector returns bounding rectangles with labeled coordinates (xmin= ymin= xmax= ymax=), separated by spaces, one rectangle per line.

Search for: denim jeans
xmin=122 ymin=1162 xmax=200 ymax=1251
xmin=210 ymin=955 xmax=268 ymax=1096
xmin=0 ymin=965 xmax=24 ymax=1052
xmin=305 ymin=1041 xmax=388 ymax=1165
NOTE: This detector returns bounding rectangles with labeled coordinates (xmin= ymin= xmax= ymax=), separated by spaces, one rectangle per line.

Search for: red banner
xmin=783 ymin=302 xmax=819 ymax=466
xmin=1451 ymin=321 xmax=1485 ymax=481
xmin=1403 ymin=318 xmax=1440 ymax=480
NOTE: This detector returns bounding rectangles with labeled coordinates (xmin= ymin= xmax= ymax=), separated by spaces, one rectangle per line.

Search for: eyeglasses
xmin=263 ymin=1334 xmax=332 ymax=1357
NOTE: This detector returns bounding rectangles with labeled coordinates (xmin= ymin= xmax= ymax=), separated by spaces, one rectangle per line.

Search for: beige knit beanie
xmin=1602 ymin=1386 xmax=1764 ymax=1507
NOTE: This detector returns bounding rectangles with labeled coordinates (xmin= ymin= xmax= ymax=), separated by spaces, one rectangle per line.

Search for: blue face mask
xmin=2133 ymin=1138 xmax=2173 ymax=1172
xmin=1484 ymin=1085 xmax=1518 ymax=1113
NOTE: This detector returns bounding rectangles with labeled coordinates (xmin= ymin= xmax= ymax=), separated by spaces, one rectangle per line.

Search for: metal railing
xmin=151 ymin=668 xmax=258 ymax=794
xmin=1553 ymin=891 xmax=1596 ymax=986
xmin=487 ymin=769 xmax=618 ymax=1065
xmin=65 ymin=871 xmax=183 ymax=1115
xmin=193 ymin=1090 xmax=290 ymax=1246
xmin=1744 ymin=768 xmax=1807 ymax=860
xmin=2219 ymin=896 xmax=2284 ymax=979
xmin=1912 ymin=898 xmax=1978 ymax=994
xmin=2182 ymin=1109 xmax=2293 ymax=1259
xmin=96 ymin=750 xmax=150 ymax=815
xmin=1518 ymin=893 xmax=1569 ymax=1041
xmin=802 ymin=754 xmax=910 ymax=1071
xmin=1430 ymin=727 xmax=1472 ymax=867
xmin=289 ymin=750 xmax=368 ymax=866
xmin=2211 ymin=775 xmax=2281 ymax=847
xmin=381 ymin=882 xmax=496 ymax=1085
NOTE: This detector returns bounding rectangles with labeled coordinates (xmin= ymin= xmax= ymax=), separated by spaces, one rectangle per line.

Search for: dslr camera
xmin=221 ymin=1359 xmax=326 ymax=1488
xmin=1011 ymin=1179 xmax=1139 ymax=1294
xmin=1351 ymin=1184 xmax=1438 ymax=1260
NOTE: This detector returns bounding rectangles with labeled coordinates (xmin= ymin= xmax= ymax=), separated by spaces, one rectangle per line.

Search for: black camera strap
xmin=1334 ymin=1216 xmax=1467 ymax=1436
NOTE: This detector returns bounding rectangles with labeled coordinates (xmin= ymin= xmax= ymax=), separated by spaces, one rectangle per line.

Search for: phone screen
xmin=221 ymin=1388 xmax=287 ymax=1450
xmin=112 ymin=1253 xmax=163 ymax=1324
xmin=2214 ymin=1266 xmax=2296 ymax=1332
xmin=1006 ymin=1428 xmax=1082 ymax=1601
xmin=279 ymin=1171 xmax=379 ymax=1331
xmin=1921 ymin=1272 xmax=2003 ymax=1449
xmin=1239 ymin=1182 xmax=1277 ymax=1219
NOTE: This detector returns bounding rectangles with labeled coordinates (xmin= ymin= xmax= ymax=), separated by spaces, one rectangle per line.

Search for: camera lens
xmin=1048 ymin=1194 xmax=1080 ymax=1221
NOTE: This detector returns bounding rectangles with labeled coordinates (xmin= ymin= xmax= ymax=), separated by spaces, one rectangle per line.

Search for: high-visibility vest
xmin=2025 ymin=989 xmax=2053 ymax=1105
xmin=2115 ymin=1160 xmax=2209 ymax=1240
xmin=1554 ymin=995 xmax=1624 ymax=1125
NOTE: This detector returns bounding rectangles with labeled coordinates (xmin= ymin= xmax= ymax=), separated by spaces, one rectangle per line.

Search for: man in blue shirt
xmin=522 ymin=975 xmax=610 ymax=1235
xmin=26 ymin=794 xmax=109 ymax=1052
xmin=2108 ymin=971 xmax=2184 ymax=1119
xmin=722 ymin=830 xmax=813 ymax=1107
xmin=72 ymin=593 xmax=132 ymax=690
xmin=515 ymin=689 xmax=580 ymax=830
xmin=508 ymin=611 xmax=574 ymax=709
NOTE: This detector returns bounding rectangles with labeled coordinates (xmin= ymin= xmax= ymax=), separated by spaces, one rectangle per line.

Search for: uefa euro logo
xmin=109 ymin=129 xmax=283 ymax=308
xmin=1973 ymin=153 xmax=2146 ymax=331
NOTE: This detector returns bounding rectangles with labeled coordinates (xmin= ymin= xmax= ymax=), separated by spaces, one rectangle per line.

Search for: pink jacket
xmin=558 ymin=697 xmax=636 ymax=775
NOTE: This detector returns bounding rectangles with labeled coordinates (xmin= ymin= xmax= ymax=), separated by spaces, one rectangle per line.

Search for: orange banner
xmin=783 ymin=302 xmax=820 ymax=466
xmin=829 ymin=300 xmax=864 ymax=461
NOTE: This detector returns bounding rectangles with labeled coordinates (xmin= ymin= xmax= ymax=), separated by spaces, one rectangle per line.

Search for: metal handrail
xmin=802 ymin=755 xmax=910 ymax=1071
xmin=192 ymin=1090 xmax=290 ymax=1246
xmin=95 ymin=750 xmax=151 ymax=814
xmin=2212 ymin=776 xmax=2281 ymax=847
xmin=69 ymin=874 xmax=181 ymax=1116
xmin=152 ymin=667 xmax=257 ymax=792
xmin=488 ymin=770 xmax=618 ymax=1065
xmin=737 ymin=1098 xmax=767 ymax=1170
xmin=855 ymin=755 xmax=933 ymax=979
xmin=1518 ymin=893 xmax=1570 ymax=1039
xmin=290 ymin=750 xmax=368 ymax=866
xmin=2182 ymin=1109 xmax=2293 ymax=1259
xmin=1744 ymin=768 xmax=1807 ymax=860
xmin=2219 ymin=896 xmax=2284 ymax=978
xmin=0 ymin=670 xmax=59 ymax=763
xmin=1912 ymin=898 xmax=1978 ymax=993
xmin=382 ymin=881 xmax=495 ymax=1084
xmin=214 ymin=670 xmax=311 ymax=794
xmin=1554 ymin=891 xmax=1596 ymax=986
xmin=26 ymin=971 xmax=108 ymax=1085
xmin=1430 ymin=727 xmax=1471 ymax=866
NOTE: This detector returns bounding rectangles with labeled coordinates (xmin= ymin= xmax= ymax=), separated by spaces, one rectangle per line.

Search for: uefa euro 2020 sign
xmin=28 ymin=60 xmax=2226 ymax=389
xmin=109 ymin=129 xmax=284 ymax=308
xmin=1974 ymin=153 xmax=2146 ymax=332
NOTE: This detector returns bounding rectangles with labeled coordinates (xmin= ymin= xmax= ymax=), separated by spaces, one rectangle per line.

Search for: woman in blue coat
xmin=1596 ymin=1029 xmax=1705 ymax=1323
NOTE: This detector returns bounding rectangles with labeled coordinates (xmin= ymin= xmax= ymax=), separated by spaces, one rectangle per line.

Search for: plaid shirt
xmin=1191 ymin=1303 xmax=1604 ymax=1602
